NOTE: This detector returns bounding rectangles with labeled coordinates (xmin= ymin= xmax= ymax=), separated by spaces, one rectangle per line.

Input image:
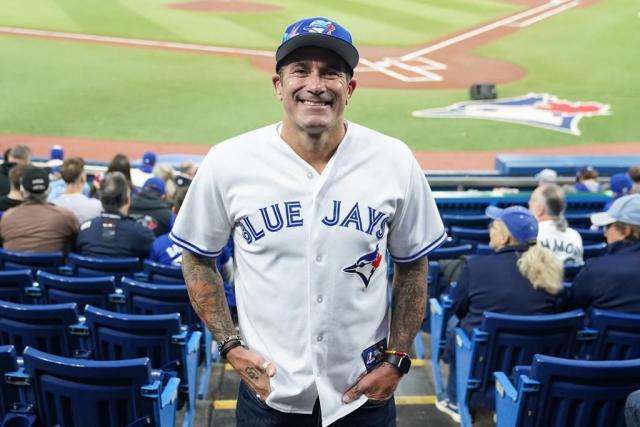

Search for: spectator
xmin=568 ymin=194 xmax=640 ymax=313
xmin=629 ymin=166 xmax=640 ymax=194
xmin=53 ymin=158 xmax=102 ymax=224
xmin=46 ymin=145 xmax=66 ymax=202
xmin=534 ymin=168 xmax=557 ymax=186
xmin=574 ymin=165 xmax=601 ymax=192
xmin=152 ymin=163 xmax=177 ymax=202
xmin=609 ymin=173 xmax=633 ymax=199
xmin=76 ymin=172 xmax=154 ymax=259
xmin=129 ymin=177 xmax=171 ymax=237
xmin=106 ymin=153 xmax=133 ymax=188
xmin=0 ymin=145 xmax=32 ymax=196
xmin=174 ymin=161 xmax=197 ymax=188
xmin=529 ymin=183 xmax=584 ymax=264
xmin=0 ymin=166 xmax=78 ymax=253
xmin=131 ymin=151 xmax=156 ymax=188
xmin=0 ymin=165 xmax=25 ymax=211
xmin=436 ymin=206 xmax=563 ymax=422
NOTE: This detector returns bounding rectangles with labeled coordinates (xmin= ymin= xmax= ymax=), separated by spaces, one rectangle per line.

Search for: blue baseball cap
xmin=591 ymin=194 xmax=640 ymax=226
xmin=485 ymin=205 xmax=538 ymax=243
xmin=276 ymin=17 xmax=359 ymax=73
xmin=143 ymin=177 xmax=165 ymax=195
xmin=609 ymin=173 xmax=633 ymax=195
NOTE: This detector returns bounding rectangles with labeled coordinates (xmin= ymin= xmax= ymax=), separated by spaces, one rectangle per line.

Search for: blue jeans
xmin=236 ymin=381 xmax=397 ymax=427
xmin=626 ymin=390 xmax=640 ymax=427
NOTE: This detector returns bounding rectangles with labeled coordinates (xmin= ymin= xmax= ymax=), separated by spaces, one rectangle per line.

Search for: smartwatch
xmin=384 ymin=351 xmax=411 ymax=375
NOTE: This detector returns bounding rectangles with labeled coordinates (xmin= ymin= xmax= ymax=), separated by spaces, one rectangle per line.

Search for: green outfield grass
xmin=0 ymin=0 xmax=637 ymax=150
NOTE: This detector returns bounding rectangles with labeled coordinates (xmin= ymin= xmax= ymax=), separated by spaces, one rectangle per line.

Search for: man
xmin=174 ymin=161 xmax=197 ymax=188
xmin=0 ymin=145 xmax=32 ymax=196
xmin=76 ymin=171 xmax=154 ymax=259
xmin=129 ymin=177 xmax=172 ymax=237
xmin=130 ymin=151 xmax=156 ymax=188
xmin=629 ymin=165 xmax=640 ymax=194
xmin=0 ymin=166 xmax=78 ymax=253
xmin=528 ymin=183 xmax=583 ymax=264
xmin=0 ymin=164 xmax=25 ymax=211
xmin=574 ymin=165 xmax=601 ymax=192
xmin=568 ymin=194 xmax=640 ymax=312
xmin=170 ymin=17 xmax=445 ymax=427
xmin=53 ymin=157 xmax=102 ymax=224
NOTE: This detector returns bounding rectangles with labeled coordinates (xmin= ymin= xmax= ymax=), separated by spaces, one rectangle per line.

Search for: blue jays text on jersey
xmin=238 ymin=199 xmax=389 ymax=244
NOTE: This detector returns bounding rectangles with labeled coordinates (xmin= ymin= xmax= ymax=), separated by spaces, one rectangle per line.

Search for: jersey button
xmin=317 ymin=295 xmax=323 ymax=304
xmin=307 ymin=172 xmax=314 ymax=179
xmin=315 ymin=255 xmax=322 ymax=263
xmin=316 ymin=334 xmax=323 ymax=342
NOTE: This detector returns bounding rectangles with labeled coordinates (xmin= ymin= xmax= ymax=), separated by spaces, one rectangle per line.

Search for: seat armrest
xmin=186 ymin=331 xmax=202 ymax=354
xmin=494 ymin=372 xmax=519 ymax=427
xmin=57 ymin=265 xmax=74 ymax=276
xmin=5 ymin=368 xmax=31 ymax=387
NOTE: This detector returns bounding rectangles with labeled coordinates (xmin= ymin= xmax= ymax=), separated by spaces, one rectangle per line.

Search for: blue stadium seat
xmin=441 ymin=214 xmax=491 ymax=229
xmin=429 ymin=283 xmax=458 ymax=400
xmin=4 ymin=346 xmax=180 ymax=427
xmin=565 ymin=212 xmax=594 ymax=229
xmin=0 ymin=345 xmax=19 ymax=421
xmin=574 ymin=227 xmax=606 ymax=244
xmin=455 ymin=310 xmax=587 ymax=427
xmin=450 ymin=227 xmax=490 ymax=247
xmin=475 ymin=244 xmax=494 ymax=255
xmin=64 ymin=253 xmax=140 ymax=282
xmin=0 ymin=248 xmax=64 ymax=275
xmin=583 ymin=242 xmax=608 ymax=259
xmin=428 ymin=244 xmax=474 ymax=261
xmin=582 ymin=309 xmax=640 ymax=360
xmin=140 ymin=260 xmax=184 ymax=284
xmin=0 ymin=269 xmax=34 ymax=303
xmin=36 ymin=270 xmax=118 ymax=312
xmin=83 ymin=305 xmax=201 ymax=427
xmin=494 ymin=355 xmax=640 ymax=427
xmin=0 ymin=301 xmax=82 ymax=357
xmin=120 ymin=277 xmax=214 ymax=399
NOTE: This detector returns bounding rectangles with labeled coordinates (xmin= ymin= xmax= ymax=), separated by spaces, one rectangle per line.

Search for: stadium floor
xmin=182 ymin=333 xmax=497 ymax=426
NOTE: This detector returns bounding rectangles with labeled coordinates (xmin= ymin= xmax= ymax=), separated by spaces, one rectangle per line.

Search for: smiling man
xmin=170 ymin=17 xmax=446 ymax=427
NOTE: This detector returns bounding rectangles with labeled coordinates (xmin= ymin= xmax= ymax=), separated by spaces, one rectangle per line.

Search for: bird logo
xmin=343 ymin=245 xmax=383 ymax=288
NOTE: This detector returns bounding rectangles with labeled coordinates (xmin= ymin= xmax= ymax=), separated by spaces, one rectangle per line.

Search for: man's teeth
xmin=301 ymin=100 xmax=328 ymax=106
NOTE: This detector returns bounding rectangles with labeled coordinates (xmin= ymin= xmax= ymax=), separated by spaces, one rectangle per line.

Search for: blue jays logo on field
xmin=412 ymin=93 xmax=610 ymax=136
xmin=343 ymin=245 xmax=383 ymax=288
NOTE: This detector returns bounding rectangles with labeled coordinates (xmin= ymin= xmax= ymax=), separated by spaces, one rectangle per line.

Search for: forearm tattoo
xmin=389 ymin=258 xmax=428 ymax=352
xmin=182 ymin=251 xmax=236 ymax=339
xmin=245 ymin=367 xmax=260 ymax=380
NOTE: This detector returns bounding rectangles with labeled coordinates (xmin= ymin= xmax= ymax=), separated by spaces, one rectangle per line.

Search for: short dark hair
xmin=276 ymin=49 xmax=353 ymax=79
xmin=107 ymin=154 xmax=132 ymax=184
xmin=61 ymin=157 xmax=85 ymax=184
xmin=8 ymin=164 xmax=26 ymax=191
xmin=100 ymin=172 xmax=130 ymax=213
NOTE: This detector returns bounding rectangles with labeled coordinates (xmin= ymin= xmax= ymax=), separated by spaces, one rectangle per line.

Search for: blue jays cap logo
xmin=343 ymin=244 xmax=383 ymax=288
xmin=282 ymin=19 xmax=336 ymax=42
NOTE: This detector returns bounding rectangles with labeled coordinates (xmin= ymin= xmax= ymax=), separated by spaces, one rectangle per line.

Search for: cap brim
xmin=485 ymin=206 xmax=504 ymax=220
xmin=276 ymin=34 xmax=359 ymax=71
xmin=590 ymin=212 xmax=616 ymax=226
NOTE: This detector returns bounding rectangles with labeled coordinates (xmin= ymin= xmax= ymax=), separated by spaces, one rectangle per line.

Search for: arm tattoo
xmin=389 ymin=258 xmax=428 ymax=352
xmin=182 ymin=251 xmax=236 ymax=339
xmin=245 ymin=367 xmax=260 ymax=380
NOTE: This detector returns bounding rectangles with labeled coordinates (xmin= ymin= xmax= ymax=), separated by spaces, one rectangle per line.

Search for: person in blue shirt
xmin=76 ymin=171 xmax=154 ymax=259
xmin=568 ymin=194 xmax=640 ymax=313
xmin=436 ymin=206 xmax=564 ymax=422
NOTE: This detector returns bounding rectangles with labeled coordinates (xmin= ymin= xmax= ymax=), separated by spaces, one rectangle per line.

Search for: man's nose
xmin=306 ymin=70 xmax=325 ymax=92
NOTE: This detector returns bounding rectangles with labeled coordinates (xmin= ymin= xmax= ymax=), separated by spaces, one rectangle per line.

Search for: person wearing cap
xmin=534 ymin=168 xmax=557 ymax=186
xmin=129 ymin=176 xmax=171 ymax=237
xmin=528 ymin=183 xmax=584 ymax=264
xmin=46 ymin=145 xmax=67 ymax=202
xmin=52 ymin=157 xmax=102 ymax=224
xmin=0 ymin=164 xmax=26 ymax=211
xmin=574 ymin=165 xmax=602 ymax=193
xmin=568 ymin=194 xmax=640 ymax=313
xmin=436 ymin=206 xmax=563 ymax=422
xmin=174 ymin=161 xmax=197 ymax=188
xmin=131 ymin=151 xmax=156 ymax=189
xmin=170 ymin=17 xmax=445 ymax=427
xmin=0 ymin=145 xmax=32 ymax=197
xmin=606 ymin=173 xmax=633 ymax=208
xmin=76 ymin=172 xmax=154 ymax=259
xmin=0 ymin=166 xmax=78 ymax=253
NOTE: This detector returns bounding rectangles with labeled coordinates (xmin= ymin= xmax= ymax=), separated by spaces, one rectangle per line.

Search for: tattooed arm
xmin=343 ymin=257 xmax=428 ymax=403
xmin=182 ymin=251 xmax=276 ymax=398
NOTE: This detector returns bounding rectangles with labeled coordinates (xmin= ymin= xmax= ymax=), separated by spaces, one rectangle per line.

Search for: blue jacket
xmin=452 ymin=245 xmax=558 ymax=334
xmin=568 ymin=240 xmax=640 ymax=313
xmin=76 ymin=212 xmax=155 ymax=259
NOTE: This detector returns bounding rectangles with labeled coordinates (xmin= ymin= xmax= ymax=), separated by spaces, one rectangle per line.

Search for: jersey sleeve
xmin=169 ymin=148 xmax=233 ymax=258
xmin=387 ymin=156 xmax=446 ymax=263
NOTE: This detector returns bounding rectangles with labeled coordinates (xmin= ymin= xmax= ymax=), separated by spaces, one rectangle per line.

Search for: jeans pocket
xmin=362 ymin=397 xmax=392 ymax=408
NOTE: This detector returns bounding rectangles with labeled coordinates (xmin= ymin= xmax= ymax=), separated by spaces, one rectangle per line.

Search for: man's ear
xmin=272 ymin=73 xmax=283 ymax=101
xmin=345 ymin=77 xmax=357 ymax=106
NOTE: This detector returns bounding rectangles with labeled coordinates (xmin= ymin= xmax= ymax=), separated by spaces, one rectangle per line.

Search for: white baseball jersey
xmin=170 ymin=122 xmax=446 ymax=426
xmin=537 ymin=220 xmax=584 ymax=264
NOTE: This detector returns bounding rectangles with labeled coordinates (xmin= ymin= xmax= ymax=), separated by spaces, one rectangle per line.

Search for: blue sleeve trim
xmin=169 ymin=232 xmax=222 ymax=258
xmin=390 ymin=230 xmax=448 ymax=264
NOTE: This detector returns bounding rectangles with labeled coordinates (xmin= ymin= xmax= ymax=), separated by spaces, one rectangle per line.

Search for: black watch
xmin=384 ymin=352 xmax=411 ymax=375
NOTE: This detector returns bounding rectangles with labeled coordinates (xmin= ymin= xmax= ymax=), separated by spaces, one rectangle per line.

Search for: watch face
xmin=399 ymin=356 xmax=411 ymax=373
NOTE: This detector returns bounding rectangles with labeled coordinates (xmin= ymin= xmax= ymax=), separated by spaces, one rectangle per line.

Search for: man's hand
xmin=226 ymin=346 xmax=277 ymax=400
xmin=342 ymin=362 xmax=402 ymax=404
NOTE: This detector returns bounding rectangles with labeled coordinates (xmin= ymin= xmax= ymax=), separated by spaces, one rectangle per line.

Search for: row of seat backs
xmin=0 ymin=345 xmax=178 ymax=427
xmin=442 ymin=212 xmax=596 ymax=230
xmin=448 ymin=226 xmax=605 ymax=246
xmin=495 ymin=354 xmax=640 ymax=427
xmin=0 ymin=249 xmax=183 ymax=283
xmin=437 ymin=196 xmax=608 ymax=216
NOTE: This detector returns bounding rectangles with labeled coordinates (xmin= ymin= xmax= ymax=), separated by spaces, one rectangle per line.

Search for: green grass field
xmin=0 ymin=0 xmax=637 ymax=150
